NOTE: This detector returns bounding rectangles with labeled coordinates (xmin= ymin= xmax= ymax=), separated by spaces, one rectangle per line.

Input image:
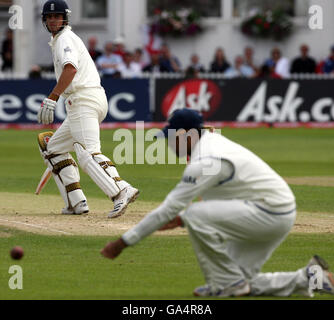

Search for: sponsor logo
xmin=161 ymin=79 xmax=222 ymax=119
xmin=182 ymin=175 xmax=197 ymax=184
xmin=0 ymin=92 xmax=139 ymax=122
xmin=237 ymin=81 xmax=334 ymax=122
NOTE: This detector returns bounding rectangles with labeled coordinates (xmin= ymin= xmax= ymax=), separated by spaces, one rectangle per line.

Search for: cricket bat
xmin=35 ymin=167 xmax=52 ymax=195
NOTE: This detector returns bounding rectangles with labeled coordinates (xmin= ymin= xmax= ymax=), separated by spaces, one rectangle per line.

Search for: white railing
xmin=1 ymin=72 xmax=334 ymax=80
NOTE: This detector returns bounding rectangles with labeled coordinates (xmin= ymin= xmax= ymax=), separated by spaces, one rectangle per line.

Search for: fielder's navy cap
xmin=157 ymin=108 xmax=204 ymax=138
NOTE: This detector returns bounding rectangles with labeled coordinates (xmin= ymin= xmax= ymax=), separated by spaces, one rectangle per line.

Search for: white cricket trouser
xmin=181 ymin=200 xmax=310 ymax=297
xmin=47 ymin=87 xmax=107 ymax=154
xmin=45 ymin=87 xmax=129 ymax=206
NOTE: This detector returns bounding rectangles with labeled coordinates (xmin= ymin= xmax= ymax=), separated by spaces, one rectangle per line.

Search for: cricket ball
xmin=10 ymin=246 xmax=24 ymax=260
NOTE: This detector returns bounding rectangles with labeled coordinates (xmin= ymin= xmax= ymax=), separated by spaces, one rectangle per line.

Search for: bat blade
xmin=35 ymin=168 xmax=52 ymax=195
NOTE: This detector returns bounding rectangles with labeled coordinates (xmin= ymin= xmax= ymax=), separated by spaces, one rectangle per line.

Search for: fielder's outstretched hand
xmin=101 ymin=238 xmax=128 ymax=259
xmin=159 ymin=216 xmax=184 ymax=231
xmin=37 ymin=98 xmax=57 ymax=124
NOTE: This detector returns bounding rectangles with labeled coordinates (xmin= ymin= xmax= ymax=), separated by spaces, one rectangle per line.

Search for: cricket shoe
xmin=108 ymin=186 xmax=139 ymax=218
xmin=306 ymin=255 xmax=334 ymax=295
xmin=62 ymin=200 xmax=89 ymax=215
xmin=193 ymin=279 xmax=250 ymax=297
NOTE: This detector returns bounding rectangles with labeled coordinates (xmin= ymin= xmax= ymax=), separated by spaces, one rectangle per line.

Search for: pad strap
xmin=53 ymin=159 xmax=77 ymax=175
xmin=66 ymin=182 xmax=82 ymax=193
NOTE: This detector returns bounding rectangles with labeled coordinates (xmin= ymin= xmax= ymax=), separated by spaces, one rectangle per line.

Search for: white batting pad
xmin=74 ymin=143 xmax=120 ymax=198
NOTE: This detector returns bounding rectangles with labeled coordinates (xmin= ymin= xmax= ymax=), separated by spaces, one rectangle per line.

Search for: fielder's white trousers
xmin=181 ymin=200 xmax=310 ymax=297
xmin=47 ymin=87 xmax=108 ymax=154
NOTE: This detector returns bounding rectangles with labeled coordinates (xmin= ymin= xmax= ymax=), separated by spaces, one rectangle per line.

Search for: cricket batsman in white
xmin=37 ymin=0 xmax=139 ymax=217
xmin=101 ymin=108 xmax=334 ymax=297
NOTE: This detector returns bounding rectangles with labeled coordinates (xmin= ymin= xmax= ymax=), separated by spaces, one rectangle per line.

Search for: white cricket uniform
xmin=47 ymin=26 xmax=107 ymax=154
xmin=122 ymin=131 xmax=310 ymax=297
xmin=43 ymin=26 xmax=129 ymax=210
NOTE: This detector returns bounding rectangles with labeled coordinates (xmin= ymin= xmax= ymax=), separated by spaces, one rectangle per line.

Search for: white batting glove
xmin=37 ymin=98 xmax=57 ymax=124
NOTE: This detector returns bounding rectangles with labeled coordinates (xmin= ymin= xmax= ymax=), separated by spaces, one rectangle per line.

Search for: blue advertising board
xmin=0 ymin=78 xmax=151 ymax=124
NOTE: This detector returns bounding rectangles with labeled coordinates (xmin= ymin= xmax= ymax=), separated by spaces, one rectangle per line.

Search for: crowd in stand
xmin=2 ymin=28 xmax=334 ymax=79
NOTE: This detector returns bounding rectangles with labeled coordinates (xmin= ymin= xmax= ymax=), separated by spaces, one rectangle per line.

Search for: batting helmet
xmin=42 ymin=0 xmax=71 ymax=33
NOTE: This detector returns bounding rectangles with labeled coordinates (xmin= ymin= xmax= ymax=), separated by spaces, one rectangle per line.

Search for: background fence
xmin=0 ymin=75 xmax=334 ymax=128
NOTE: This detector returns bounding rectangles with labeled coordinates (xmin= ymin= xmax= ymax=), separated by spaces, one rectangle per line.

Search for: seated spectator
xmin=316 ymin=60 xmax=325 ymax=74
xmin=323 ymin=45 xmax=334 ymax=74
xmin=243 ymin=46 xmax=259 ymax=74
xmin=133 ymin=48 xmax=149 ymax=69
xmin=87 ymin=36 xmax=102 ymax=62
xmin=256 ymin=65 xmax=272 ymax=78
xmin=187 ymin=54 xmax=205 ymax=73
xmin=264 ymin=47 xmax=290 ymax=78
xmin=117 ymin=51 xmax=142 ymax=78
xmin=143 ymin=53 xmax=169 ymax=74
xmin=290 ymin=44 xmax=316 ymax=74
xmin=159 ymin=43 xmax=182 ymax=73
xmin=185 ymin=66 xmax=200 ymax=79
xmin=29 ymin=65 xmax=42 ymax=79
xmin=96 ymin=42 xmax=123 ymax=78
xmin=210 ymin=47 xmax=230 ymax=73
xmin=224 ymin=55 xmax=255 ymax=78
xmin=1 ymin=29 xmax=13 ymax=72
xmin=113 ymin=36 xmax=126 ymax=59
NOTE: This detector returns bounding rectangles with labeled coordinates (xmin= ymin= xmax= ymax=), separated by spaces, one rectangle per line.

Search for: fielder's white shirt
xmin=122 ymin=131 xmax=296 ymax=246
xmin=49 ymin=26 xmax=102 ymax=97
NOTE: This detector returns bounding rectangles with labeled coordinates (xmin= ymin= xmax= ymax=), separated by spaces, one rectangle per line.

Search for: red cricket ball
xmin=10 ymin=246 xmax=24 ymax=260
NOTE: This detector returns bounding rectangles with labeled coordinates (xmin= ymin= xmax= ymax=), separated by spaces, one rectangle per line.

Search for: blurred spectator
xmin=143 ymin=53 xmax=169 ymax=74
xmin=96 ymin=42 xmax=123 ymax=78
xmin=113 ymin=36 xmax=126 ymax=59
xmin=117 ymin=51 xmax=142 ymax=78
xmin=323 ymin=45 xmax=334 ymax=74
xmin=185 ymin=66 xmax=200 ymax=79
xmin=224 ymin=55 xmax=255 ymax=78
xmin=87 ymin=36 xmax=102 ymax=62
xmin=210 ymin=47 xmax=230 ymax=73
xmin=264 ymin=48 xmax=290 ymax=78
xmin=133 ymin=48 xmax=149 ymax=69
xmin=187 ymin=54 xmax=205 ymax=73
xmin=243 ymin=46 xmax=259 ymax=74
xmin=1 ymin=29 xmax=13 ymax=72
xmin=29 ymin=65 xmax=42 ymax=79
xmin=159 ymin=43 xmax=182 ymax=72
xmin=316 ymin=60 xmax=325 ymax=74
xmin=256 ymin=65 xmax=272 ymax=78
xmin=290 ymin=44 xmax=316 ymax=74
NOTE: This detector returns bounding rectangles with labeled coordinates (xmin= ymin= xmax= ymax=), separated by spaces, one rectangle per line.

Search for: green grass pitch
xmin=0 ymin=128 xmax=333 ymax=300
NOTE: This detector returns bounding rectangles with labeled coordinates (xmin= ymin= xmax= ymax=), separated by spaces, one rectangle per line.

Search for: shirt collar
xmin=48 ymin=25 xmax=72 ymax=47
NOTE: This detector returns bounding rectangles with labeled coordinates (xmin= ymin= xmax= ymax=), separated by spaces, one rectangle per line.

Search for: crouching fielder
xmin=101 ymin=109 xmax=334 ymax=297
xmin=37 ymin=0 xmax=138 ymax=217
